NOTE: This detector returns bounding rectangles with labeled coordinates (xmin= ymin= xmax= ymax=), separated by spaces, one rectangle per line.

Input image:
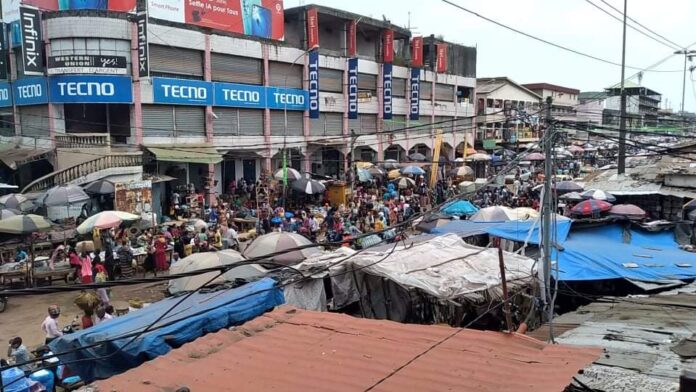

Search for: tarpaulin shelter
xmin=441 ymin=200 xmax=479 ymax=216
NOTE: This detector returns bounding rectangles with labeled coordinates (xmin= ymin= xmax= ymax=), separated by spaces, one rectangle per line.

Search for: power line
xmin=599 ymin=0 xmax=684 ymax=50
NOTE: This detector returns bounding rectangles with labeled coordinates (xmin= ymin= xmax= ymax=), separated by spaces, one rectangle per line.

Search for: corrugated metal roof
xmin=91 ymin=307 xmax=600 ymax=392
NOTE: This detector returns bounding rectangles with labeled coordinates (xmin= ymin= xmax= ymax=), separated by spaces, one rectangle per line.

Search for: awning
xmin=0 ymin=145 xmax=52 ymax=170
xmin=146 ymin=145 xmax=222 ymax=165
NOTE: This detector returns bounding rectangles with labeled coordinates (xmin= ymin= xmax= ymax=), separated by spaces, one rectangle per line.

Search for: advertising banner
xmin=148 ymin=0 xmax=284 ymax=40
xmin=153 ymin=77 xmax=213 ymax=106
xmin=49 ymin=75 xmax=133 ymax=103
xmin=409 ymin=68 xmax=420 ymax=121
xmin=308 ymin=49 xmax=319 ymax=119
xmin=265 ymin=86 xmax=308 ymax=110
xmin=346 ymin=20 xmax=356 ymax=58
xmin=214 ymin=81 xmax=265 ymax=109
xmin=347 ymin=57 xmax=358 ymax=120
xmin=382 ymin=29 xmax=393 ymax=64
xmin=0 ymin=23 xmax=8 ymax=80
xmin=0 ymin=81 xmax=12 ymax=107
xmin=306 ymin=7 xmax=319 ymax=49
xmin=114 ymin=180 xmax=152 ymax=215
xmin=18 ymin=0 xmax=136 ymax=13
xmin=20 ymin=6 xmax=43 ymax=75
xmin=411 ymin=36 xmax=423 ymax=68
xmin=47 ymin=55 xmax=127 ymax=75
xmin=13 ymin=77 xmax=47 ymax=105
xmin=382 ymin=63 xmax=392 ymax=120
xmin=436 ymin=43 xmax=448 ymax=73
xmin=136 ymin=11 xmax=149 ymax=78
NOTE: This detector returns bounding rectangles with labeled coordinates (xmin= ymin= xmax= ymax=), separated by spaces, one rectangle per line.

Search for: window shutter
xmin=174 ymin=106 xmax=205 ymax=136
xmin=211 ymin=53 xmax=262 ymax=85
xmin=270 ymin=110 xmax=303 ymax=136
xmin=268 ymin=61 xmax=303 ymax=88
xmin=19 ymin=106 xmax=49 ymax=138
xmin=213 ymin=107 xmax=239 ymax=136
xmin=320 ymin=68 xmax=343 ymax=93
xmin=149 ymin=45 xmax=203 ymax=77
xmin=435 ymin=84 xmax=454 ymax=101
xmin=238 ymin=109 xmax=264 ymax=136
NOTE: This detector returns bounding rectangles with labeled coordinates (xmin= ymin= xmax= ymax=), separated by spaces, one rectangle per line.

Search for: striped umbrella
xmin=554 ymin=181 xmax=583 ymax=193
xmin=368 ymin=167 xmax=386 ymax=177
xmin=0 ymin=214 xmax=52 ymax=234
xmin=83 ymin=179 xmax=115 ymax=195
xmin=571 ymin=199 xmax=612 ymax=217
xmin=243 ymin=232 xmax=321 ymax=266
xmin=291 ymin=177 xmax=326 ymax=195
xmin=525 ymin=152 xmax=546 ymax=161
xmin=609 ymin=204 xmax=646 ymax=219
xmin=41 ymin=184 xmax=90 ymax=206
xmin=401 ymin=166 xmax=426 ymax=176
xmin=76 ymin=211 xmax=141 ymax=235
xmin=393 ymin=176 xmax=416 ymax=189
xmin=0 ymin=194 xmax=33 ymax=212
xmin=273 ymin=167 xmax=302 ymax=182
xmin=449 ymin=166 xmax=474 ymax=178
xmin=382 ymin=159 xmax=400 ymax=170
xmin=581 ymin=189 xmax=616 ymax=203
xmin=0 ymin=209 xmax=18 ymax=220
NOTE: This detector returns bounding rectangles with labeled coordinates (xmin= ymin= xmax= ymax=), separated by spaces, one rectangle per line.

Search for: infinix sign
xmin=308 ymin=50 xmax=320 ymax=119
xmin=382 ymin=63 xmax=393 ymax=120
xmin=49 ymin=75 xmax=133 ymax=103
xmin=19 ymin=6 xmax=43 ymax=75
xmin=409 ymin=68 xmax=420 ymax=121
xmin=347 ymin=58 xmax=358 ymax=120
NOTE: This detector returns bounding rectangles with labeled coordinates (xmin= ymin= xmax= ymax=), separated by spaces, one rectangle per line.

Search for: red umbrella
xmin=525 ymin=152 xmax=545 ymax=161
xmin=609 ymin=204 xmax=646 ymax=219
xmin=571 ymin=199 xmax=612 ymax=216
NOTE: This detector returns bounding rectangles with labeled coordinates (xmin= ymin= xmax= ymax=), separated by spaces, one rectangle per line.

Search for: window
xmin=420 ymin=81 xmax=432 ymax=100
xmin=487 ymin=98 xmax=494 ymax=108
xmin=268 ymin=61 xmax=302 ymax=89
xmin=19 ymin=106 xmax=48 ymax=138
xmin=434 ymin=83 xmax=454 ymax=101
xmin=211 ymin=53 xmax=262 ymax=85
xmin=51 ymin=38 xmax=130 ymax=58
xmin=349 ymin=114 xmax=377 ymax=134
xmin=358 ymin=73 xmax=377 ymax=95
xmin=383 ymin=115 xmax=406 ymax=132
xmin=392 ymin=78 xmax=406 ymax=98
xmin=149 ymin=45 xmax=203 ymax=78
xmin=142 ymin=105 xmax=205 ymax=137
xmin=309 ymin=112 xmax=343 ymax=136
xmin=0 ymin=109 xmax=14 ymax=137
xmin=270 ymin=110 xmax=303 ymax=136
xmin=320 ymin=68 xmax=343 ymax=93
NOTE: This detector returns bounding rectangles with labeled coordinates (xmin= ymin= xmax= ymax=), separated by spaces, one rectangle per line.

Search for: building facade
xmin=0 ymin=3 xmax=477 ymax=197
xmin=522 ymin=82 xmax=579 ymax=123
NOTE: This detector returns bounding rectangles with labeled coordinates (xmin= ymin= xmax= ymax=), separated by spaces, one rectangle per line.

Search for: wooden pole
xmin=496 ymin=237 xmax=513 ymax=332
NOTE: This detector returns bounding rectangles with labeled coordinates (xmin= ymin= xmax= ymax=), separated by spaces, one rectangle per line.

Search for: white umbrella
xmin=41 ymin=184 xmax=89 ymax=206
xmin=168 ymin=250 xmax=267 ymax=294
xmin=0 ymin=194 xmax=33 ymax=212
xmin=273 ymin=167 xmax=302 ymax=182
xmin=243 ymin=232 xmax=321 ymax=266
xmin=465 ymin=153 xmax=491 ymax=162
xmin=581 ymin=189 xmax=616 ymax=203
xmin=0 ymin=209 xmax=18 ymax=219
xmin=469 ymin=206 xmax=516 ymax=222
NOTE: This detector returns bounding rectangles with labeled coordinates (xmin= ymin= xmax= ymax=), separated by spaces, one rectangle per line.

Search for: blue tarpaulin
xmin=554 ymin=224 xmax=696 ymax=282
xmin=441 ymin=200 xmax=479 ymax=216
xmin=51 ymin=278 xmax=284 ymax=382
xmin=431 ymin=218 xmax=572 ymax=245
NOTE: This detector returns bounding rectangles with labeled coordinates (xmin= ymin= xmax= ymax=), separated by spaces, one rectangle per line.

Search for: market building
xmin=0 ymin=2 xmax=477 ymax=202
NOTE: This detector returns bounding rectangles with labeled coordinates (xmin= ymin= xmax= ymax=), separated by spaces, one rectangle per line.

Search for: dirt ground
xmin=0 ymin=281 xmax=167 ymax=351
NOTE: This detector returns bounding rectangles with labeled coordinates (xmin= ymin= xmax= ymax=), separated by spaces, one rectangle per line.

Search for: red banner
xmin=346 ymin=20 xmax=357 ymax=57
xmin=306 ymin=8 xmax=319 ymax=49
xmin=411 ymin=36 xmax=423 ymax=68
xmin=436 ymin=43 xmax=448 ymax=73
xmin=383 ymin=29 xmax=394 ymax=63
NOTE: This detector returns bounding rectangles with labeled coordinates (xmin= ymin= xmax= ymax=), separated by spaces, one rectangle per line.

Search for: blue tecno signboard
xmin=347 ymin=58 xmax=358 ymax=120
xmin=49 ymin=75 xmax=133 ymax=104
xmin=214 ymin=82 xmax=266 ymax=109
xmin=0 ymin=82 xmax=12 ymax=108
xmin=409 ymin=68 xmax=420 ymax=121
xmin=307 ymin=50 xmax=320 ymax=119
xmin=153 ymin=77 xmax=213 ymax=106
xmin=266 ymin=87 xmax=308 ymax=111
xmin=13 ymin=77 xmax=48 ymax=106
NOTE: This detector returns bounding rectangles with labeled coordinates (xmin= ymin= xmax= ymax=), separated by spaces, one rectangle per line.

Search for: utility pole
xmin=617 ymin=0 xmax=628 ymax=175
xmin=541 ymin=97 xmax=553 ymax=320
xmin=675 ymin=49 xmax=696 ymax=114
xmin=349 ymin=129 xmax=359 ymax=196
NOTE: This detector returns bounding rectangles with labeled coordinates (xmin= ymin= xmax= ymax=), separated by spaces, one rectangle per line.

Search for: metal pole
xmin=542 ymin=97 xmax=553 ymax=313
xmin=496 ymin=238 xmax=513 ymax=332
xmin=349 ymin=129 xmax=358 ymax=196
xmin=681 ymin=52 xmax=688 ymax=114
xmin=617 ymin=0 xmax=628 ymax=175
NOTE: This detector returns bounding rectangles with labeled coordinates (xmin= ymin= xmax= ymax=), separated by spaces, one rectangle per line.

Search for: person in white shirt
xmin=94 ymin=307 xmax=114 ymax=325
xmin=41 ymin=305 xmax=63 ymax=344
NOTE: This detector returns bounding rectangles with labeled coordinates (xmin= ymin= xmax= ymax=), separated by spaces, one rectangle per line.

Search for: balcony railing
xmin=55 ymin=133 xmax=111 ymax=149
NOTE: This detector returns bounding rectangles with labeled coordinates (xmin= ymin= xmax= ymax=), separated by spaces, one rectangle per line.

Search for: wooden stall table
xmin=0 ymin=269 xmax=28 ymax=287
xmin=32 ymin=267 xmax=72 ymax=286
xmin=233 ymin=217 xmax=257 ymax=232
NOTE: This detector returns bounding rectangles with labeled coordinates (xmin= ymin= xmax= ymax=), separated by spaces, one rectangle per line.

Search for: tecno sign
xmin=161 ymin=84 xmax=208 ymax=100
xmin=308 ymin=50 xmax=320 ymax=119
xmin=57 ymin=82 xmax=115 ymax=96
xmin=347 ymin=58 xmax=358 ymax=120
xmin=49 ymin=75 xmax=133 ymax=103
xmin=382 ymin=63 xmax=393 ymax=120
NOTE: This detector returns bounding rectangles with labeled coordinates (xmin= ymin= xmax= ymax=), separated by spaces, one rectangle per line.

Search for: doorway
xmin=243 ymin=159 xmax=256 ymax=182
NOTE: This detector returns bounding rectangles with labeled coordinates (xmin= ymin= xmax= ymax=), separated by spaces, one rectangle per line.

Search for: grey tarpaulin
xmin=283 ymin=278 xmax=327 ymax=311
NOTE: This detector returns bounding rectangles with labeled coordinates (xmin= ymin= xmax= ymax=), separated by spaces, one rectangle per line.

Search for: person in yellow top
xmin=213 ymin=227 xmax=223 ymax=250
xmin=374 ymin=216 xmax=385 ymax=232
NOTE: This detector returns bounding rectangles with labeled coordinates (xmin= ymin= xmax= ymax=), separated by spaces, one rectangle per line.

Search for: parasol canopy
xmin=0 ymin=214 xmax=52 ymax=234
xmin=0 ymin=194 xmax=33 ymax=212
xmin=355 ymin=161 xmax=374 ymax=169
xmin=41 ymin=184 xmax=90 ymax=206
xmin=76 ymin=211 xmax=141 ymax=235
xmin=273 ymin=167 xmax=302 ymax=182
xmin=469 ymin=206 xmax=516 ymax=222
xmin=559 ymin=192 xmax=584 ymax=202
xmin=465 ymin=153 xmax=492 ymax=162
xmin=449 ymin=166 xmax=474 ymax=178
xmin=571 ymin=199 xmax=612 ymax=216
xmin=553 ymin=181 xmax=583 ymax=193
xmin=416 ymin=216 xmax=452 ymax=233
xmin=442 ymin=200 xmax=479 ymax=216
xmin=510 ymin=207 xmax=540 ymax=220
xmin=581 ymin=189 xmax=617 ymax=203
xmin=568 ymin=145 xmax=584 ymax=154
xmin=393 ymin=176 xmax=416 ymax=189
xmin=609 ymin=204 xmax=646 ymax=219
xmin=83 ymin=179 xmax=115 ymax=195
xmin=382 ymin=159 xmax=400 ymax=170
xmin=408 ymin=152 xmax=427 ymax=162
xmin=524 ymin=152 xmax=545 ymax=161
xmin=400 ymin=166 xmax=426 ymax=176
xmin=167 ymin=250 xmax=266 ymax=294
xmin=387 ymin=169 xmax=402 ymax=180
xmin=0 ymin=209 xmax=18 ymax=219
xmin=368 ymin=167 xmax=386 ymax=177
xmin=291 ymin=177 xmax=326 ymax=195
xmin=458 ymin=181 xmax=475 ymax=193
xmin=357 ymin=168 xmax=373 ymax=182
xmin=243 ymin=232 xmax=321 ymax=266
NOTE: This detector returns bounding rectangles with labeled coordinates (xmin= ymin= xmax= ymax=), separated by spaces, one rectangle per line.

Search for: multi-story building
xmin=604 ymin=81 xmax=661 ymax=128
xmin=0 ymin=3 xmax=477 ymax=205
xmin=475 ymin=77 xmax=541 ymax=150
xmin=522 ymin=82 xmax=579 ymax=123
xmin=577 ymin=91 xmax=607 ymax=126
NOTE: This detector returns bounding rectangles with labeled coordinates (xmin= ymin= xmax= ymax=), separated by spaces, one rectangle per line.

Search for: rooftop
xmin=476 ymin=77 xmax=542 ymax=99
xmin=578 ymin=91 xmax=608 ymax=101
xmin=522 ymin=83 xmax=580 ymax=95
xmin=92 ymin=306 xmax=600 ymax=392
xmin=285 ymin=4 xmax=411 ymax=37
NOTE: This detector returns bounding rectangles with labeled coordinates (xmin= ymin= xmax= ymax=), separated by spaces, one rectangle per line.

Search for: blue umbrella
xmin=271 ymin=217 xmax=283 ymax=224
xmin=357 ymin=168 xmax=373 ymax=182
xmin=442 ymin=200 xmax=479 ymax=216
xmin=285 ymin=212 xmax=295 ymax=219
xmin=401 ymin=166 xmax=426 ymax=176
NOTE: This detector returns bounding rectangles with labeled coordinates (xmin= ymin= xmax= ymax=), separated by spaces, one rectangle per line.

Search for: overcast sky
xmin=295 ymin=0 xmax=696 ymax=112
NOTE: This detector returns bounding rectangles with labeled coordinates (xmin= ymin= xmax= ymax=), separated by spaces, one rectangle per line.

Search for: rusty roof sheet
xmin=91 ymin=307 xmax=600 ymax=392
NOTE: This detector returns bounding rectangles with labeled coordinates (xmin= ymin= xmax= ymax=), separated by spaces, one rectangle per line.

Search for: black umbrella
xmin=553 ymin=181 xmax=583 ymax=193
xmin=83 ymin=179 xmax=116 ymax=195
xmin=291 ymin=178 xmax=326 ymax=195
xmin=408 ymin=152 xmax=427 ymax=162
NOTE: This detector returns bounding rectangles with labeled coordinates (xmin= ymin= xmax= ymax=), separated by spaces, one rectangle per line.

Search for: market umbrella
xmin=167 ymin=250 xmax=266 ymax=294
xmin=243 ymin=232 xmax=322 ymax=266
xmin=357 ymin=168 xmax=373 ymax=182
xmin=458 ymin=181 xmax=475 ymax=193
xmin=291 ymin=177 xmax=326 ymax=195
xmin=393 ymin=177 xmax=416 ymax=189
xmin=442 ymin=200 xmax=479 ymax=216
xmin=41 ymin=184 xmax=90 ymax=206
xmin=454 ymin=157 xmax=465 ymax=163
xmin=581 ymin=189 xmax=617 ymax=203
xmin=273 ymin=167 xmax=302 ymax=182
xmin=76 ymin=210 xmax=141 ymax=235
xmin=568 ymin=145 xmax=584 ymax=154
xmin=0 ymin=209 xmax=18 ymax=219
xmin=0 ymin=214 xmax=52 ymax=234
xmin=554 ymin=181 xmax=583 ymax=193
xmin=469 ymin=206 xmax=515 ymax=222
xmin=356 ymin=161 xmax=374 ymax=169
xmin=408 ymin=152 xmax=427 ymax=162
xmin=190 ymin=219 xmax=208 ymax=230
xmin=83 ymin=179 xmax=115 ymax=195
xmin=0 ymin=194 xmax=33 ymax=212
xmin=510 ymin=207 xmax=539 ymax=220
xmin=465 ymin=153 xmax=492 ymax=162
xmin=571 ymin=199 xmax=612 ymax=216
xmin=448 ymin=166 xmax=474 ymax=178
xmin=368 ymin=167 xmax=386 ymax=177
xmin=525 ymin=152 xmax=546 ymax=161
xmin=388 ymin=169 xmax=402 ymax=180
xmin=401 ymin=166 xmax=426 ymax=176
xmin=416 ymin=216 xmax=452 ymax=233
xmin=609 ymin=204 xmax=646 ymax=219
xmin=559 ymin=192 xmax=584 ymax=202
xmin=382 ymin=159 xmax=400 ymax=170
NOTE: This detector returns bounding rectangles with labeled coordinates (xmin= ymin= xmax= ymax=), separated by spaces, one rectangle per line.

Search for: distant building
xmin=522 ymin=83 xmax=580 ymax=123
xmin=577 ymin=91 xmax=607 ymax=126
xmin=475 ymin=77 xmax=542 ymax=150
xmin=604 ymin=81 xmax=661 ymax=128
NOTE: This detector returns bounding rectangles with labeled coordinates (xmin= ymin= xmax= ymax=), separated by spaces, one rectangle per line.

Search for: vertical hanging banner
xmin=430 ymin=130 xmax=443 ymax=188
xmin=436 ymin=43 xmax=448 ymax=73
xmin=136 ymin=11 xmax=149 ymax=78
xmin=0 ymin=23 xmax=8 ymax=80
xmin=308 ymin=49 xmax=320 ymax=119
xmin=347 ymin=57 xmax=358 ymax=120
xmin=20 ymin=6 xmax=43 ymax=75
xmin=346 ymin=20 xmax=357 ymax=58
xmin=382 ymin=29 xmax=394 ymax=63
xmin=306 ymin=8 xmax=319 ymax=49
xmin=409 ymin=68 xmax=420 ymax=121
xmin=411 ymin=36 xmax=423 ymax=68
xmin=382 ymin=63 xmax=393 ymax=120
